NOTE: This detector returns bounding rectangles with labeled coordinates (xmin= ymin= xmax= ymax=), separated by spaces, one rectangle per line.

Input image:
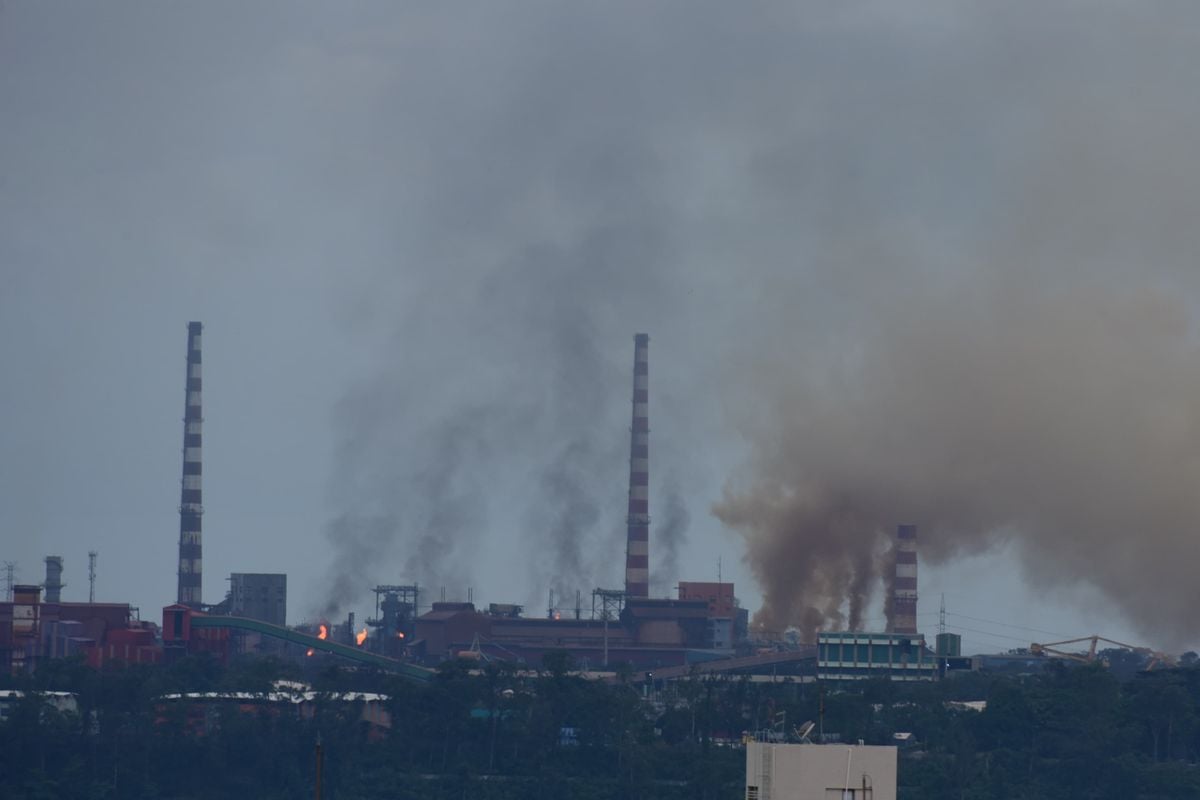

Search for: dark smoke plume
xmin=317 ymin=410 xmax=499 ymax=618
xmin=533 ymin=442 xmax=605 ymax=607
xmin=652 ymin=478 xmax=690 ymax=596
xmin=717 ymin=281 xmax=1200 ymax=646
xmin=297 ymin=1 xmax=1200 ymax=643
xmin=320 ymin=513 xmax=397 ymax=619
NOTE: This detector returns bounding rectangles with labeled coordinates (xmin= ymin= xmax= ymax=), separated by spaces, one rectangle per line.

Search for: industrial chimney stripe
xmin=625 ymin=333 xmax=650 ymax=598
xmin=890 ymin=523 xmax=918 ymax=634
xmin=177 ymin=321 xmax=204 ymax=607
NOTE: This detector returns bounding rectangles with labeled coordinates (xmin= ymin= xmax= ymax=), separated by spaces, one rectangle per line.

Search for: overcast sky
xmin=5 ymin=2 xmax=1200 ymax=655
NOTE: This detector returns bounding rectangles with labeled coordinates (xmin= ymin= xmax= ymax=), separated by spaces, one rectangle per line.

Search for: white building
xmin=745 ymin=741 xmax=898 ymax=800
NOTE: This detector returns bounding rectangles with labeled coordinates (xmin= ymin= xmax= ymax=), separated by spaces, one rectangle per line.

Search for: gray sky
xmin=4 ymin=2 xmax=1200 ymax=655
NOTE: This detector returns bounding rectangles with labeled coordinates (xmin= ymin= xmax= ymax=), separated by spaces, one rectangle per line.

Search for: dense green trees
xmin=4 ymin=653 xmax=1200 ymax=798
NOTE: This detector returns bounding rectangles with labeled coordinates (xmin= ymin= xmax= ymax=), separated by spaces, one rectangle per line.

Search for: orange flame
xmin=356 ymin=627 xmax=368 ymax=646
xmin=317 ymin=624 xmax=328 ymax=641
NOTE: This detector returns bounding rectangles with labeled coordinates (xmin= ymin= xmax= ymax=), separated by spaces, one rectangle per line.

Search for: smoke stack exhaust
xmin=624 ymin=333 xmax=650 ymax=598
xmin=43 ymin=556 xmax=63 ymax=604
xmin=889 ymin=524 xmax=918 ymax=634
xmin=177 ymin=321 xmax=204 ymax=608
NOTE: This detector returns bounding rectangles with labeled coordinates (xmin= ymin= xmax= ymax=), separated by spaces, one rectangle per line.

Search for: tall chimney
xmin=624 ymin=333 xmax=650 ymax=599
xmin=43 ymin=556 xmax=63 ymax=604
xmin=890 ymin=524 xmax=918 ymax=635
xmin=177 ymin=322 xmax=204 ymax=607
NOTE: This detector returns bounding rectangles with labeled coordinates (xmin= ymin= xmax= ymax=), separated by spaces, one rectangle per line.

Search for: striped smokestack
xmin=624 ymin=334 xmax=650 ymax=599
xmin=890 ymin=524 xmax=918 ymax=634
xmin=177 ymin=322 xmax=204 ymax=608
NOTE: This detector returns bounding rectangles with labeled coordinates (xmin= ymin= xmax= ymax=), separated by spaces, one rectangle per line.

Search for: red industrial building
xmin=0 ymin=584 xmax=161 ymax=673
xmin=412 ymin=583 xmax=748 ymax=669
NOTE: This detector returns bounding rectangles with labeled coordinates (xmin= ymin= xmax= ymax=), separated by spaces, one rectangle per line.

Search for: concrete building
xmin=678 ymin=582 xmax=750 ymax=650
xmin=745 ymin=741 xmax=897 ymax=800
xmin=229 ymin=573 xmax=287 ymax=627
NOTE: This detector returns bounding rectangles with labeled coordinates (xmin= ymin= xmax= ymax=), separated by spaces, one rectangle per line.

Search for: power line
xmin=943 ymin=623 xmax=1031 ymax=645
xmin=945 ymin=611 xmax=1068 ymax=639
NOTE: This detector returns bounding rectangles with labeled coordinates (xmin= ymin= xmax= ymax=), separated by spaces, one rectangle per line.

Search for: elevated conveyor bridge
xmin=186 ymin=613 xmax=433 ymax=683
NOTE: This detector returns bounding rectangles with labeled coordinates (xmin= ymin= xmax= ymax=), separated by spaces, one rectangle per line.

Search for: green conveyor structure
xmin=189 ymin=614 xmax=432 ymax=683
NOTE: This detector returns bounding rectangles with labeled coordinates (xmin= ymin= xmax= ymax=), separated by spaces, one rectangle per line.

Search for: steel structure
xmin=186 ymin=614 xmax=433 ymax=682
xmin=591 ymin=587 xmax=626 ymax=621
xmin=624 ymin=333 xmax=650 ymax=598
xmin=1030 ymin=635 xmax=1176 ymax=670
xmin=43 ymin=556 xmax=63 ymax=603
xmin=177 ymin=322 xmax=204 ymax=607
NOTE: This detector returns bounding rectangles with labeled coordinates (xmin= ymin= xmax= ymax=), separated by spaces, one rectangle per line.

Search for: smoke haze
xmin=717 ymin=280 xmax=1200 ymax=645
xmin=653 ymin=479 xmax=691 ymax=596
xmin=6 ymin=3 xmax=1200 ymax=648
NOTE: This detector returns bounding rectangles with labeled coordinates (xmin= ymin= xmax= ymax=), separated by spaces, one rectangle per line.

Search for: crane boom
xmin=1029 ymin=634 xmax=1175 ymax=669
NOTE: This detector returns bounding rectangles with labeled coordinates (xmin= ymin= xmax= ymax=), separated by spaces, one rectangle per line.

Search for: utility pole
xmin=89 ymin=551 xmax=98 ymax=603
xmin=314 ymin=733 xmax=324 ymax=800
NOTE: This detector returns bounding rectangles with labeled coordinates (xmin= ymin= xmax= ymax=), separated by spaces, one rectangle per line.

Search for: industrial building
xmin=745 ymin=741 xmax=898 ymax=800
xmin=156 ymin=682 xmax=393 ymax=738
xmin=810 ymin=525 xmax=941 ymax=683
xmin=817 ymin=632 xmax=939 ymax=682
xmin=0 ymin=581 xmax=160 ymax=673
xmin=6 ymin=326 xmax=962 ymax=685
xmin=206 ymin=573 xmax=287 ymax=627
xmin=411 ymin=585 xmax=747 ymax=669
xmin=401 ymin=333 xmax=756 ymax=669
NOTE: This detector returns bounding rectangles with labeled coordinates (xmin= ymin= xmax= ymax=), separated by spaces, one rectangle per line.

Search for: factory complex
xmin=5 ymin=324 xmax=987 ymax=682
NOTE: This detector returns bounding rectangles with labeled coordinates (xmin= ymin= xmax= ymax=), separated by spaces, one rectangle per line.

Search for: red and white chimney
xmin=624 ymin=334 xmax=650 ymax=598
xmin=890 ymin=524 xmax=918 ymax=634
xmin=177 ymin=322 xmax=204 ymax=607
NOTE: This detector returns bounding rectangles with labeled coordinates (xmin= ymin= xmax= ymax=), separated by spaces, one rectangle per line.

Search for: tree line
xmin=3 ymin=650 xmax=1200 ymax=799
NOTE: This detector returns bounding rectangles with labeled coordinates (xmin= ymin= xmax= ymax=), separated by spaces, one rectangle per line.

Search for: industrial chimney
xmin=177 ymin=322 xmax=204 ymax=607
xmin=889 ymin=524 xmax=918 ymax=635
xmin=624 ymin=333 xmax=650 ymax=599
xmin=43 ymin=556 xmax=63 ymax=604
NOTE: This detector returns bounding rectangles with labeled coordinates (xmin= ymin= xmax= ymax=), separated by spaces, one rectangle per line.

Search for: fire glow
xmin=306 ymin=623 xmax=329 ymax=657
xmin=356 ymin=627 xmax=367 ymax=646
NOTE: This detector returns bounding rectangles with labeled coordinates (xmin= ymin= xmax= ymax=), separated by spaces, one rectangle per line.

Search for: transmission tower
xmin=3 ymin=561 xmax=14 ymax=601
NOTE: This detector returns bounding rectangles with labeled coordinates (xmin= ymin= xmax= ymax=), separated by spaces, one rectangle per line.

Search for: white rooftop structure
xmin=745 ymin=741 xmax=898 ymax=800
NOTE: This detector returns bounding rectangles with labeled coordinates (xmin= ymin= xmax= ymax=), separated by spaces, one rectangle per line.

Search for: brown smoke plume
xmin=716 ymin=279 xmax=1200 ymax=646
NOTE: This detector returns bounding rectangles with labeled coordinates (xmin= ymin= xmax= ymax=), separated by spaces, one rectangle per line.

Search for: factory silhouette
xmin=1 ymin=323 xmax=980 ymax=681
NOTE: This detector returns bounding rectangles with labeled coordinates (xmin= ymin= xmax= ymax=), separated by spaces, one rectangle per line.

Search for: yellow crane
xmin=1030 ymin=635 xmax=1175 ymax=670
